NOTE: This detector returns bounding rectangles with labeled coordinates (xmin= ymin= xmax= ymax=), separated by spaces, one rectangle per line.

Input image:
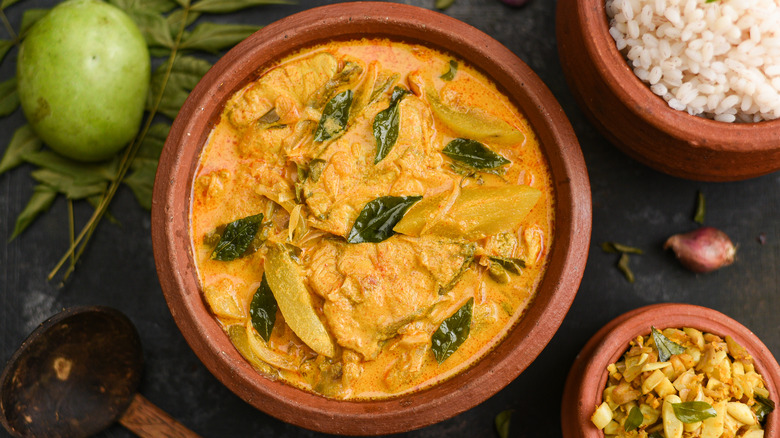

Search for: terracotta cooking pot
xmin=556 ymin=0 xmax=780 ymax=181
xmin=562 ymin=303 xmax=780 ymax=437
xmin=152 ymin=2 xmax=592 ymax=434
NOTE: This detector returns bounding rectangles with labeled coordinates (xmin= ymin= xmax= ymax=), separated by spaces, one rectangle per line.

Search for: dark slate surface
xmin=1 ymin=0 xmax=779 ymax=437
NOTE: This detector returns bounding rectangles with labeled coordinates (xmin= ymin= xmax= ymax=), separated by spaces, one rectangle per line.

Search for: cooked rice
xmin=606 ymin=0 xmax=780 ymax=122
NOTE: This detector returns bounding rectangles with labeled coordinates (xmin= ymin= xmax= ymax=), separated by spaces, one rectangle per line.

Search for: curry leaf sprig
xmin=0 ymin=0 xmax=292 ymax=281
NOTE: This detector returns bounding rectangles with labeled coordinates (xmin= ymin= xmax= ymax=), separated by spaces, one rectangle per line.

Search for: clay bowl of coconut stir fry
xmin=152 ymin=2 xmax=590 ymax=435
xmin=557 ymin=0 xmax=780 ymax=181
xmin=561 ymin=303 xmax=780 ymax=438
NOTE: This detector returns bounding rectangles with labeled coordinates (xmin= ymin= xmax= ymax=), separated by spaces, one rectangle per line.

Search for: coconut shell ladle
xmin=0 ymin=306 xmax=200 ymax=438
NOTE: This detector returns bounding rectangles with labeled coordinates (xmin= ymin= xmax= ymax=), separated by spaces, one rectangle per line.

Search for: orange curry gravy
xmin=190 ymin=38 xmax=555 ymax=399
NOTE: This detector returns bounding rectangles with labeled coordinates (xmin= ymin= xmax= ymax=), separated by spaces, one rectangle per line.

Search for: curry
xmin=190 ymin=38 xmax=555 ymax=399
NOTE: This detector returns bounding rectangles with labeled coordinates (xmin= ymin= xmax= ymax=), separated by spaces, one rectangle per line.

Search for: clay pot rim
xmin=151 ymin=2 xmax=591 ymax=435
xmin=573 ymin=0 xmax=780 ymax=152
xmin=561 ymin=303 xmax=780 ymax=438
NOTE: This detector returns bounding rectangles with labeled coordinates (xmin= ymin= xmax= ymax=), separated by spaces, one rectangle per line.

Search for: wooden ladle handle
xmin=118 ymin=393 xmax=202 ymax=438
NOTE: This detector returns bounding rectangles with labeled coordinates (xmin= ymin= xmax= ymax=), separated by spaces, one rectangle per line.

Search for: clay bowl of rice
xmin=557 ymin=0 xmax=780 ymax=181
xmin=561 ymin=303 xmax=780 ymax=437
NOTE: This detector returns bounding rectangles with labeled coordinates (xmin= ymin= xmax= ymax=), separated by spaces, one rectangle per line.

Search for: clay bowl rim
xmin=562 ymin=0 xmax=780 ymax=152
xmin=151 ymin=2 xmax=592 ymax=435
xmin=561 ymin=303 xmax=780 ymax=438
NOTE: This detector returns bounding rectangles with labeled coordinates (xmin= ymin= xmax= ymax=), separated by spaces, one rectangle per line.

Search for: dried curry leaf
xmin=9 ymin=184 xmax=57 ymax=241
xmin=442 ymin=138 xmax=511 ymax=170
xmin=347 ymin=195 xmax=422 ymax=244
xmin=0 ymin=125 xmax=41 ymax=175
xmin=0 ymin=77 xmax=19 ymax=117
xmin=440 ymin=60 xmax=458 ymax=81
xmin=250 ymin=273 xmax=278 ymax=342
xmin=435 ymin=0 xmax=455 ymax=10
xmin=601 ymin=241 xmax=643 ymax=255
xmin=313 ymin=89 xmax=352 ymax=142
xmin=693 ymin=190 xmax=706 ymax=224
xmin=211 ymin=213 xmax=264 ymax=261
xmin=651 ymin=326 xmax=686 ymax=362
xmin=617 ymin=253 xmax=634 ymax=283
xmin=625 ymin=406 xmax=643 ymax=431
xmin=179 ymin=22 xmax=261 ymax=53
xmin=671 ymin=401 xmax=717 ymax=423
xmin=494 ymin=410 xmax=512 ymax=438
xmin=373 ymin=86 xmax=408 ymax=163
xmin=431 ymin=297 xmax=473 ymax=363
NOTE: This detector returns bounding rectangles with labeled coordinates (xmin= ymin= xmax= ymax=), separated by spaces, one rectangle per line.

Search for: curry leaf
xmin=625 ymin=406 xmax=643 ymax=431
xmin=432 ymin=297 xmax=473 ymax=363
xmin=180 ymin=22 xmax=261 ymax=53
xmin=107 ymin=0 xmax=177 ymax=14
xmin=0 ymin=40 xmax=12 ymax=65
xmin=347 ymin=195 xmax=422 ymax=244
xmin=693 ymin=190 xmax=706 ymax=224
xmin=191 ymin=0 xmax=294 ymax=13
xmin=652 ymin=327 xmax=686 ymax=362
xmin=128 ymin=9 xmax=174 ymax=48
xmin=494 ymin=410 xmax=512 ymax=438
xmin=440 ymin=60 xmax=458 ymax=81
xmin=0 ymin=77 xmax=18 ymax=117
xmin=754 ymin=394 xmax=775 ymax=423
xmin=127 ymin=123 xmax=169 ymax=208
xmin=648 ymin=433 xmax=664 ymax=438
xmin=672 ymin=401 xmax=717 ymax=423
xmin=601 ymin=241 xmax=643 ymax=254
xmin=211 ymin=213 xmax=264 ymax=261
xmin=124 ymin=160 xmax=157 ymax=209
xmin=0 ymin=125 xmax=41 ymax=175
xmin=166 ymin=9 xmax=200 ymax=37
xmin=19 ymin=8 xmax=48 ymax=36
xmin=250 ymin=273 xmax=278 ymax=342
xmin=30 ymin=169 xmax=107 ymax=200
xmin=149 ymin=55 xmax=212 ymax=119
xmin=0 ymin=0 xmax=23 ymax=8
xmin=314 ymin=90 xmax=352 ymax=142
xmin=10 ymin=184 xmax=57 ymax=241
xmin=23 ymin=150 xmax=118 ymax=183
xmin=442 ymin=138 xmax=511 ymax=170
xmin=488 ymin=256 xmax=525 ymax=275
xmin=373 ymin=86 xmax=408 ymax=163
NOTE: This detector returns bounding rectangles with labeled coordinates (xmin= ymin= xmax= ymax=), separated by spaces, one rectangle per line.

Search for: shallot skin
xmin=664 ymin=226 xmax=736 ymax=273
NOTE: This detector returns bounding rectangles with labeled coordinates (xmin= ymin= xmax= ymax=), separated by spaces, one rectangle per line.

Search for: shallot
xmin=664 ymin=226 xmax=736 ymax=273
